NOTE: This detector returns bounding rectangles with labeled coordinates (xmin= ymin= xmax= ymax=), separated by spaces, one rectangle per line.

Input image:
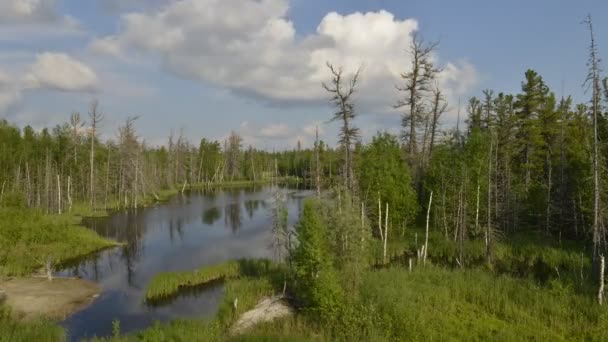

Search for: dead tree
xmin=314 ymin=126 xmax=321 ymax=198
xmin=89 ymin=99 xmax=103 ymax=209
xmin=322 ymin=62 xmax=362 ymax=191
xmin=429 ymin=86 xmax=448 ymax=159
xmin=583 ymin=15 xmax=604 ymax=260
xmin=395 ymin=33 xmax=440 ymax=160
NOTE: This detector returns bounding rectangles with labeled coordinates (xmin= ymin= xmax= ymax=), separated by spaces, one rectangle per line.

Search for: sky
xmin=0 ymin=0 xmax=606 ymax=149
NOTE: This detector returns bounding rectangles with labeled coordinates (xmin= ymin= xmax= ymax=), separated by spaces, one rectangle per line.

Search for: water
xmin=57 ymin=186 xmax=309 ymax=341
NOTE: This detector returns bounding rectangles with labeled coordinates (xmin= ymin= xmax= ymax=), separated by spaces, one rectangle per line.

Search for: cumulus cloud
xmin=0 ymin=0 xmax=78 ymax=28
xmin=302 ymin=122 xmax=325 ymax=137
xmin=91 ymin=0 xmax=478 ymax=110
xmin=24 ymin=53 xmax=98 ymax=91
xmin=0 ymin=53 xmax=98 ymax=116
xmin=235 ymin=121 xmax=325 ymax=149
xmin=0 ymin=69 xmax=21 ymax=112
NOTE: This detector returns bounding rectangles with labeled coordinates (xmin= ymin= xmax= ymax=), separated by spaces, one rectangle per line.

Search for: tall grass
xmin=0 ymin=307 xmax=64 ymax=342
xmin=0 ymin=208 xmax=117 ymax=276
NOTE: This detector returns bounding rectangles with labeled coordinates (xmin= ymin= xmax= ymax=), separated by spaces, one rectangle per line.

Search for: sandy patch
xmin=0 ymin=277 xmax=100 ymax=320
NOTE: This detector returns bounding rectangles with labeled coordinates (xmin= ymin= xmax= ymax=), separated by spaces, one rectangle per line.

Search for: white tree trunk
xmin=599 ymin=255 xmax=605 ymax=305
xmin=424 ymin=191 xmax=433 ymax=265
xmin=383 ymin=202 xmax=389 ymax=264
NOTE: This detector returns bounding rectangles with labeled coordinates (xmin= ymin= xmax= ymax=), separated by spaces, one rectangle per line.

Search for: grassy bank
xmin=145 ymin=259 xmax=280 ymax=302
xmin=145 ymin=260 xmax=241 ymax=302
xmin=0 ymin=207 xmax=118 ymax=276
xmin=0 ymin=307 xmax=63 ymax=342
xmin=97 ymin=259 xmax=608 ymax=341
xmin=92 ymin=277 xmax=275 ymax=342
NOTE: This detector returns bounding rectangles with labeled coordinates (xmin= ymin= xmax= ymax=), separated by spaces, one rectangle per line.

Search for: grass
xmin=231 ymin=264 xmax=608 ymax=341
xmin=145 ymin=259 xmax=281 ymax=302
xmin=0 ymin=207 xmax=118 ymax=276
xmin=376 ymin=228 xmax=592 ymax=290
xmin=96 ymin=251 xmax=608 ymax=341
xmin=92 ymin=276 xmax=276 ymax=342
xmin=145 ymin=260 xmax=241 ymax=302
xmin=356 ymin=265 xmax=608 ymax=341
xmin=0 ymin=307 xmax=64 ymax=342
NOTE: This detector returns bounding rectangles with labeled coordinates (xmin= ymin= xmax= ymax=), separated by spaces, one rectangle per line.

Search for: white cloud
xmin=91 ymin=0 xmax=478 ymax=111
xmin=0 ymin=53 xmax=99 ymax=117
xmin=0 ymin=0 xmax=57 ymax=24
xmin=24 ymin=53 xmax=98 ymax=91
xmin=0 ymin=69 xmax=21 ymax=112
xmin=302 ymin=122 xmax=325 ymax=137
xmin=0 ymin=0 xmax=78 ymax=28
xmin=259 ymin=123 xmax=290 ymax=139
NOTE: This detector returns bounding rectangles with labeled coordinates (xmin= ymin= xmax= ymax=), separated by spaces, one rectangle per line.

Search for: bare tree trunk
xmin=600 ymin=255 xmax=605 ymax=305
xmin=315 ymin=126 xmax=321 ymax=198
xmin=383 ymin=202 xmax=389 ymax=264
xmin=486 ymin=139 xmax=493 ymax=262
xmin=378 ymin=196 xmax=384 ymax=242
xmin=584 ymin=15 xmax=602 ymax=260
xmin=67 ymin=175 xmax=72 ymax=212
xmin=424 ymin=191 xmax=433 ymax=265
xmin=89 ymin=100 xmax=102 ymax=210
xmin=56 ymin=174 xmax=61 ymax=214
xmin=475 ymin=181 xmax=480 ymax=231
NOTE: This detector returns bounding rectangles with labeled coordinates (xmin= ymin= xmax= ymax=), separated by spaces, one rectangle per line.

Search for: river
xmin=57 ymin=186 xmax=309 ymax=341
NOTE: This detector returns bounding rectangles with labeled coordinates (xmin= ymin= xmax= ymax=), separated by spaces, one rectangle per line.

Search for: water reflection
xmin=224 ymin=203 xmax=242 ymax=233
xmin=202 ymin=207 xmax=221 ymax=225
xmin=58 ymin=186 xmax=311 ymax=341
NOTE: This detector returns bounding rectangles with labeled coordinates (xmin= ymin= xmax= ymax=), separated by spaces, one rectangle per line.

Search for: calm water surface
xmin=58 ymin=186 xmax=309 ymax=341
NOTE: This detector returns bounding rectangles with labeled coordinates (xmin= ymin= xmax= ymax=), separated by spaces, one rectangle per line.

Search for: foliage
xmin=358 ymin=132 xmax=418 ymax=237
xmin=0 ymin=307 xmax=64 ymax=342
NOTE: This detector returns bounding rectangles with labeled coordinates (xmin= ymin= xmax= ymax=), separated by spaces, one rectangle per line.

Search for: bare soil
xmin=0 ymin=277 xmax=100 ymax=320
xmin=230 ymin=295 xmax=293 ymax=335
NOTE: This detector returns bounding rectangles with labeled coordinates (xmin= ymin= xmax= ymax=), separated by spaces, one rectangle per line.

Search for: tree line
xmin=319 ymin=16 xmax=608 ymax=270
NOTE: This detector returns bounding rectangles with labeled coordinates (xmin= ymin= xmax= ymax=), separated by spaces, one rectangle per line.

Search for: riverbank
xmin=0 ymin=207 xmax=118 ymax=277
xmin=0 ymin=277 xmax=100 ymax=321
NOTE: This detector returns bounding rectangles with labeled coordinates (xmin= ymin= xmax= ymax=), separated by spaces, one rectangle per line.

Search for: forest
xmin=2 ymin=12 xmax=608 ymax=342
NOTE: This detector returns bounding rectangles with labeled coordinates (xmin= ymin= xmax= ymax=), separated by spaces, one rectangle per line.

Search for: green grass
xmin=101 ymin=254 xmax=608 ymax=341
xmin=0 ymin=307 xmax=64 ymax=342
xmin=356 ymin=265 xmax=608 ymax=341
xmin=0 ymin=207 xmax=118 ymax=276
xmin=145 ymin=259 xmax=281 ymax=302
xmin=93 ymin=276 xmax=275 ymax=341
xmin=145 ymin=261 xmax=241 ymax=302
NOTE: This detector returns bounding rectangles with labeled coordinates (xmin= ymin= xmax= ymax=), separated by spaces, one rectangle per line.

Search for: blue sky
xmin=0 ymin=0 xmax=606 ymax=149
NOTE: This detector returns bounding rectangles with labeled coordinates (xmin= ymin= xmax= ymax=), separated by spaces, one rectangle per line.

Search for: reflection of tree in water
xmin=168 ymin=217 xmax=185 ymax=243
xmin=243 ymin=186 xmax=259 ymax=194
xmin=202 ymin=207 xmax=221 ymax=225
xmin=244 ymin=200 xmax=262 ymax=219
xmin=224 ymin=203 xmax=242 ymax=233
xmin=122 ymin=217 xmax=145 ymax=286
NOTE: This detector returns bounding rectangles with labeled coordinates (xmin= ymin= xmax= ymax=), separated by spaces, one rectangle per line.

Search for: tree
xmin=358 ymin=132 xmax=418 ymax=238
xmin=395 ymin=33 xmax=440 ymax=159
xmin=323 ymin=63 xmax=362 ymax=191
xmin=583 ymin=15 xmax=604 ymax=259
xmin=428 ymin=85 xmax=448 ymax=159
xmin=88 ymin=99 xmax=103 ymax=209
xmin=225 ymin=131 xmax=242 ymax=181
xmin=293 ymin=200 xmax=342 ymax=318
